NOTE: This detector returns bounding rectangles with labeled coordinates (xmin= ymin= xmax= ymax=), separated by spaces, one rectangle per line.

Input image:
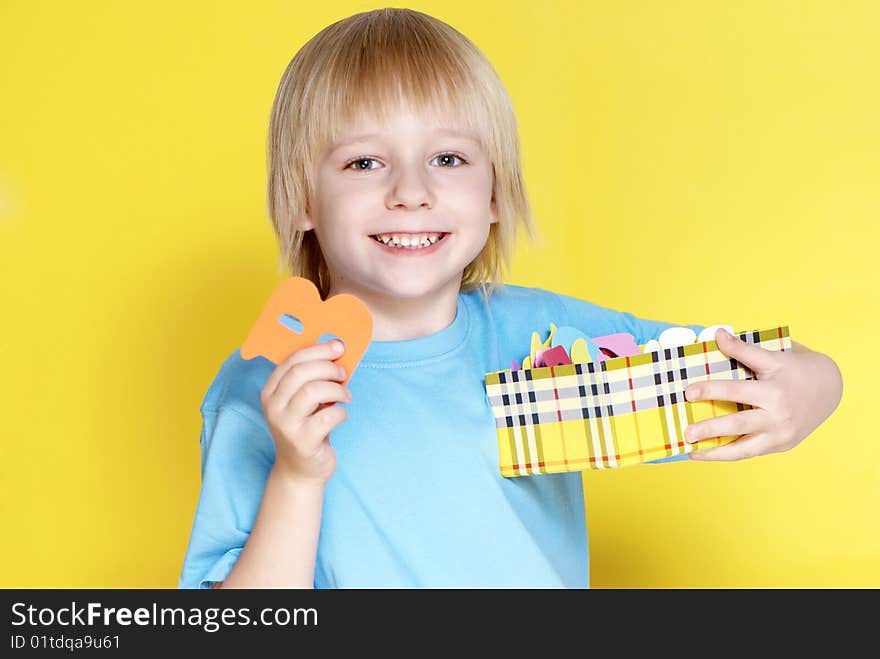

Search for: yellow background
xmin=1 ymin=1 xmax=876 ymax=587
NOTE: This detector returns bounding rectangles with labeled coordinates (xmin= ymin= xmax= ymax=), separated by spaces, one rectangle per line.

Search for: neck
xmin=327 ymin=277 xmax=462 ymax=342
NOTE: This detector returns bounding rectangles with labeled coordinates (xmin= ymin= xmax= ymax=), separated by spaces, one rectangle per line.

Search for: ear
xmin=299 ymin=202 xmax=315 ymax=232
xmin=489 ymin=196 xmax=498 ymax=224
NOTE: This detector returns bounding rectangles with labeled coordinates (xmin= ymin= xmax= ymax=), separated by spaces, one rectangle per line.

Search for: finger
xmin=271 ymin=360 xmax=347 ymax=407
xmin=263 ymin=339 xmax=345 ymax=399
xmin=714 ymin=328 xmax=779 ymax=374
xmin=684 ymin=409 xmax=767 ymax=444
xmin=285 ymin=379 xmax=350 ymax=421
xmin=299 ymin=403 xmax=348 ymax=451
xmin=684 ymin=378 xmax=771 ymax=407
xmin=688 ymin=432 xmax=776 ymax=461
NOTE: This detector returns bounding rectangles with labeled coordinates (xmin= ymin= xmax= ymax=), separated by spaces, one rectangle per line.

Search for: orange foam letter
xmin=240 ymin=277 xmax=373 ymax=386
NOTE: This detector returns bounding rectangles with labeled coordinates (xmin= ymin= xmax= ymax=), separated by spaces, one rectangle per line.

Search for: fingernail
xmin=333 ymin=339 xmax=344 ymax=353
xmin=686 ymin=387 xmax=699 ymax=401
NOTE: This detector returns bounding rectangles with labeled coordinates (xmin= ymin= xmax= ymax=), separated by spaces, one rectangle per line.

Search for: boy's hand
xmin=260 ymin=339 xmax=352 ymax=485
xmin=681 ymin=328 xmax=843 ymax=461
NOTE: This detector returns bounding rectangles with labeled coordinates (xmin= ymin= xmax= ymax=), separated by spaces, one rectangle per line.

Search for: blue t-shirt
xmin=178 ymin=284 xmax=704 ymax=588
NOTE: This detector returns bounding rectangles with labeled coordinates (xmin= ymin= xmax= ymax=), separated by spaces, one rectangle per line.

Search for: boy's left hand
xmin=682 ymin=328 xmax=843 ymax=461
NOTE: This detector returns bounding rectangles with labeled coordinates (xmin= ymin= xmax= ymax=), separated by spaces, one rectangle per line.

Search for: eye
xmin=431 ymin=152 xmax=469 ymax=168
xmin=344 ymin=157 xmax=381 ymax=172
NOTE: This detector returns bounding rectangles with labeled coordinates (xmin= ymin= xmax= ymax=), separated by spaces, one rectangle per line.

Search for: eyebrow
xmin=330 ymin=128 xmax=481 ymax=150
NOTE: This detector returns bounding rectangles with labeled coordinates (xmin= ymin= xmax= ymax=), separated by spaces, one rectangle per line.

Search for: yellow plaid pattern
xmin=484 ymin=327 xmax=791 ymax=477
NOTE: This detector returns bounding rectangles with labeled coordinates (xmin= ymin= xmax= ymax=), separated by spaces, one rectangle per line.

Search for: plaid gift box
xmin=484 ymin=326 xmax=791 ymax=477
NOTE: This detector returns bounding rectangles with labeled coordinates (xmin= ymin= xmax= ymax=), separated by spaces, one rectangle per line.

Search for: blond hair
xmin=266 ymin=7 xmax=540 ymax=301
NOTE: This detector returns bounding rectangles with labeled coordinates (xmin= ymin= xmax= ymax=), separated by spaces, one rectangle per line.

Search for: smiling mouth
xmin=369 ymin=232 xmax=449 ymax=249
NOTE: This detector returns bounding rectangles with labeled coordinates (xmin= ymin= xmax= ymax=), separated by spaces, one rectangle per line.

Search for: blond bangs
xmin=267 ymin=8 xmax=540 ymax=301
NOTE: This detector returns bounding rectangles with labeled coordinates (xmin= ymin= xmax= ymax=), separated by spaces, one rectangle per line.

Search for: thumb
xmin=714 ymin=328 xmax=780 ymax=375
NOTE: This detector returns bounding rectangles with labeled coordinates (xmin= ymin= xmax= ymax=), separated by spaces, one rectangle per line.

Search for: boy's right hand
xmin=260 ymin=339 xmax=351 ymax=486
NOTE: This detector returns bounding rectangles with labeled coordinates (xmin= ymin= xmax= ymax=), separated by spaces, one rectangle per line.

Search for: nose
xmin=386 ymin=164 xmax=434 ymax=211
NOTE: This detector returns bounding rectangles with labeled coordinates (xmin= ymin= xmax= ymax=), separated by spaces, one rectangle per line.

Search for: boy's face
xmin=304 ymin=103 xmax=497 ymax=302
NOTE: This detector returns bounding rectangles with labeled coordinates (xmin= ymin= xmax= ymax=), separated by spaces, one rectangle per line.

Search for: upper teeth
xmin=373 ymin=233 xmax=444 ymax=247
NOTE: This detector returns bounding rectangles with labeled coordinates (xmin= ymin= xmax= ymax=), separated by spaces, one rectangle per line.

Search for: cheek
xmin=442 ymin=177 xmax=493 ymax=210
xmin=313 ymin=188 xmax=372 ymax=232
xmin=459 ymin=168 xmax=495 ymax=206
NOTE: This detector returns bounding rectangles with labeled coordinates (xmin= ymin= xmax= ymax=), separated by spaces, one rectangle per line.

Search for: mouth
xmin=369 ymin=231 xmax=450 ymax=251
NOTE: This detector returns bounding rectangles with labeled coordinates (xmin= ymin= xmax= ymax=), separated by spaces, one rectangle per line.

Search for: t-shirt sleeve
xmin=552 ymin=290 xmax=706 ymax=466
xmin=178 ymin=405 xmax=276 ymax=589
